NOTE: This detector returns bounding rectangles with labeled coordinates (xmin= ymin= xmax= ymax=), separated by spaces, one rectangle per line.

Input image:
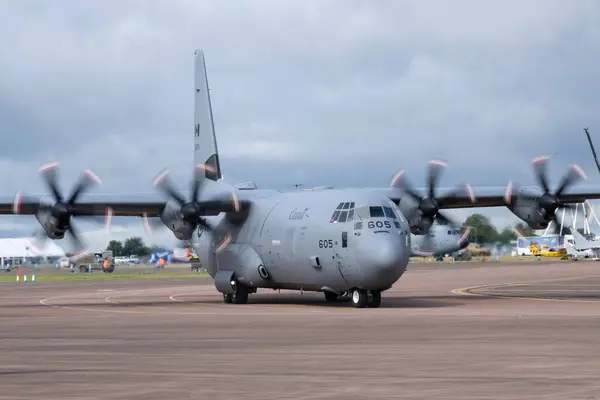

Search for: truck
xmin=464 ymin=243 xmax=492 ymax=257
xmin=74 ymin=250 xmax=116 ymax=273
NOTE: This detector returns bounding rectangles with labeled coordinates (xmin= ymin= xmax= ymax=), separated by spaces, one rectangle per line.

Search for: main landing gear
xmin=351 ymin=289 xmax=381 ymax=308
xmin=324 ymin=289 xmax=381 ymax=308
xmin=223 ymin=279 xmax=249 ymax=304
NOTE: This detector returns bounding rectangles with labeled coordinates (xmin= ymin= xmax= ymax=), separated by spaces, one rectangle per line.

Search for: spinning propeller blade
xmin=13 ymin=162 xmax=108 ymax=259
xmin=389 ymin=159 xmax=475 ymax=237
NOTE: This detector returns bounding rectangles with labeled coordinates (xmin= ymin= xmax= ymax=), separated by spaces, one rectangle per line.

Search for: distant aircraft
xmin=410 ymin=222 xmax=470 ymax=257
xmin=568 ymin=227 xmax=600 ymax=260
xmin=3 ymin=49 xmax=600 ymax=308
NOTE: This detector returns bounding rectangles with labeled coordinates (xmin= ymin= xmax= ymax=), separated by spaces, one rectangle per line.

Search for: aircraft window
xmin=330 ymin=211 xmax=340 ymax=223
xmin=355 ymin=206 xmax=370 ymax=220
xmin=369 ymin=206 xmax=385 ymax=218
xmin=330 ymin=201 xmax=356 ymax=223
xmin=383 ymin=206 xmax=396 ymax=219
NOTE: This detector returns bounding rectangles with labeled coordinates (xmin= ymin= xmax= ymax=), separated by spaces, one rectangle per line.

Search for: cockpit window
xmin=330 ymin=211 xmax=340 ymax=222
xmin=383 ymin=206 xmax=397 ymax=219
xmin=369 ymin=206 xmax=385 ymax=218
xmin=330 ymin=201 xmax=355 ymax=223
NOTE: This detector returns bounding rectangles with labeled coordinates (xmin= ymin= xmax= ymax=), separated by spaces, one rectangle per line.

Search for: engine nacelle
xmin=35 ymin=209 xmax=67 ymax=239
xmin=507 ymin=203 xmax=551 ymax=230
xmin=159 ymin=203 xmax=196 ymax=240
xmin=396 ymin=198 xmax=434 ymax=235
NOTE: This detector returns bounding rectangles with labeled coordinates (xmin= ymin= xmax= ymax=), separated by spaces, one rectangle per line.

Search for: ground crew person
xmin=158 ymin=257 xmax=165 ymax=269
xmin=103 ymin=258 xmax=109 ymax=270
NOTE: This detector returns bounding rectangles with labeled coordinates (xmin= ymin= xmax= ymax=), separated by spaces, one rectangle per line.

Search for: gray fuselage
xmin=191 ymin=188 xmax=411 ymax=294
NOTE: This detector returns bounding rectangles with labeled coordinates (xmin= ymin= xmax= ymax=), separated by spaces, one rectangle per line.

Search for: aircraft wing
xmin=0 ymin=166 xmax=253 ymax=218
xmin=0 ymin=199 xmax=165 ymax=217
xmin=0 ymin=193 xmax=251 ymax=217
xmin=377 ymin=184 xmax=600 ymax=210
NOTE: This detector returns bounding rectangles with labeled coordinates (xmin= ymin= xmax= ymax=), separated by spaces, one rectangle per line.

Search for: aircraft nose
xmin=355 ymin=232 xmax=408 ymax=289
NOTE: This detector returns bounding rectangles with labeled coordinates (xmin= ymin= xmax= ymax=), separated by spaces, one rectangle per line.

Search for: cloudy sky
xmin=1 ymin=0 xmax=600 ymax=251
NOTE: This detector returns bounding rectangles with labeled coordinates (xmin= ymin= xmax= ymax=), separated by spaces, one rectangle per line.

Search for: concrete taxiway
xmin=2 ymin=260 xmax=600 ymax=399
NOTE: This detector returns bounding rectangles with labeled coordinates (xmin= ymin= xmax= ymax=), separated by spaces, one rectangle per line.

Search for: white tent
xmin=0 ymin=237 xmax=65 ymax=258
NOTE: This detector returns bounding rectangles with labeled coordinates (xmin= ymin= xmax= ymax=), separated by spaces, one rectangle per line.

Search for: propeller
xmin=13 ymin=162 xmax=107 ymax=259
xmin=389 ymin=159 xmax=475 ymax=244
xmin=144 ymin=163 xmax=244 ymax=250
xmin=504 ymin=155 xmax=588 ymax=233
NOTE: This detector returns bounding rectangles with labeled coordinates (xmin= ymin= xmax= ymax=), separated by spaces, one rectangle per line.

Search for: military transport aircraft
xmin=410 ymin=222 xmax=470 ymax=258
xmin=1 ymin=49 xmax=599 ymax=308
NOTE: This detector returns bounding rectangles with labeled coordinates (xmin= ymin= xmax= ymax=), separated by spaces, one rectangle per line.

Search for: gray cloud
xmin=1 ymin=0 xmax=600 ymax=249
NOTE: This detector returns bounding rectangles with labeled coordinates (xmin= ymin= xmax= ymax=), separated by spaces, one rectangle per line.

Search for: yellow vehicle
xmin=529 ymin=243 xmax=568 ymax=260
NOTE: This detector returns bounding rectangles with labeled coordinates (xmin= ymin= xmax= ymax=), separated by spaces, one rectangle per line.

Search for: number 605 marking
xmin=319 ymin=239 xmax=333 ymax=248
xmin=368 ymin=221 xmax=391 ymax=229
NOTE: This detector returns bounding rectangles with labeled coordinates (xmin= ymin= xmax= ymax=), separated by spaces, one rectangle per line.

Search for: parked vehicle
xmin=74 ymin=250 xmax=115 ymax=273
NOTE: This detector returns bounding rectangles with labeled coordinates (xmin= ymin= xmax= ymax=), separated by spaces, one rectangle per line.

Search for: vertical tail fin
xmin=194 ymin=49 xmax=222 ymax=181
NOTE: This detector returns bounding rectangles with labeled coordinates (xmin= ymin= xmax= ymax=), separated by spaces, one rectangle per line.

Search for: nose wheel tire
xmin=223 ymin=281 xmax=249 ymax=304
xmin=351 ymin=289 xmax=381 ymax=308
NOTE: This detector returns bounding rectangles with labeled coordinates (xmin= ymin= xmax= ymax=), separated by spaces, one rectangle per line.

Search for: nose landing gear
xmin=222 ymin=279 xmax=249 ymax=304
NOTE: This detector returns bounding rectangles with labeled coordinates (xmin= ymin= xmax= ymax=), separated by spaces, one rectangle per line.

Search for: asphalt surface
xmin=2 ymin=260 xmax=600 ymax=399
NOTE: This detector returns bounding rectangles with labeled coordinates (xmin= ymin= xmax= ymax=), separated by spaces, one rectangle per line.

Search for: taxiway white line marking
xmin=169 ymin=287 xmax=221 ymax=302
xmin=39 ymin=297 xmax=141 ymax=314
xmin=38 ymin=286 xmax=337 ymax=316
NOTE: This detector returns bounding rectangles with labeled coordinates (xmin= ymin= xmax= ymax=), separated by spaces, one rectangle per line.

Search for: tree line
xmin=105 ymin=237 xmax=154 ymax=257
